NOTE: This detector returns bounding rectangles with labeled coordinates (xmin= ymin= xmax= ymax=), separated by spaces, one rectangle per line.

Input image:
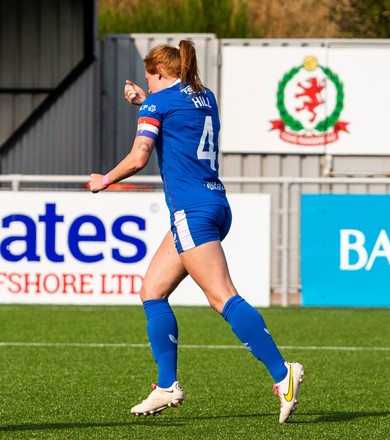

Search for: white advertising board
xmin=0 ymin=192 xmax=270 ymax=306
xmin=220 ymin=45 xmax=390 ymax=155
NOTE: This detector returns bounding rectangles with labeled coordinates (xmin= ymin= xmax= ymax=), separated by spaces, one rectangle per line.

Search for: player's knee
xmin=139 ymin=284 xmax=169 ymax=302
xmin=207 ymin=290 xmax=238 ymax=314
xmin=207 ymin=295 xmax=228 ymax=314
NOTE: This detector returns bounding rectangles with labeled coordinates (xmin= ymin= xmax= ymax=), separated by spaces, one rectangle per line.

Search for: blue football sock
xmin=143 ymin=298 xmax=178 ymax=388
xmin=222 ymin=295 xmax=288 ymax=383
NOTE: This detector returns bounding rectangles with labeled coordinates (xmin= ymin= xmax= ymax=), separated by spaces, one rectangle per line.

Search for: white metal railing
xmin=3 ymin=174 xmax=390 ymax=189
xmin=1 ymin=174 xmax=390 ymax=306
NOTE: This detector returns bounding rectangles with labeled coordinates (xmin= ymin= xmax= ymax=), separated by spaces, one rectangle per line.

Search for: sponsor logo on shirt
xmin=181 ymin=85 xmax=194 ymax=95
xmin=205 ymin=181 xmax=225 ymax=191
xmin=140 ymin=104 xmax=157 ymax=112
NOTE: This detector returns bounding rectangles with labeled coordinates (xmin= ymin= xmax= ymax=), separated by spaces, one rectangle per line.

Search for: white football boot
xmin=273 ymin=361 xmax=305 ymax=423
xmin=131 ymin=381 xmax=185 ymax=416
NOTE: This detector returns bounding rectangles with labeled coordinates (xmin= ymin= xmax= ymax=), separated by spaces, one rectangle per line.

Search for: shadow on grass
xmin=312 ymin=410 xmax=390 ymax=423
xmin=0 ymin=419 xmax=185 ymax=432
xmin=1 ymin=410 xmax=388 ymax=432
xmin=178 ymin=410 xmax=390 ymax=423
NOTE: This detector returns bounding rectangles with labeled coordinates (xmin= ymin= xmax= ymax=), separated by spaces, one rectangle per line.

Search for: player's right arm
xmin=89 ymin=135 xmax=154 ymax=193
xmin=89 ymin=116 xmax=161 ymax=193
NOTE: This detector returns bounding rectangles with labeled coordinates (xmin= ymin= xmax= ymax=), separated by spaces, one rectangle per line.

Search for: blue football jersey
xmin=137 ymin=82 xmax=229 ymax=215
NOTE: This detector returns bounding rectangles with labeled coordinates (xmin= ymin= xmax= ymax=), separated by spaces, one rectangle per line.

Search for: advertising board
xmin=301 ymin=194 xmax=390 ymax=306
xmin=0 ymin=192 xmax=271 ymax=306
xmin=220 ymin=44 xmax=390 ymax=155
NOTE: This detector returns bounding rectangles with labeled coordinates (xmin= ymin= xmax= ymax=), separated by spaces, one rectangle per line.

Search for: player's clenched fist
xmin=89 ymin=173 xmax=107 ymax=193
xmin=124 ymin=80 xmax=147 ymax=105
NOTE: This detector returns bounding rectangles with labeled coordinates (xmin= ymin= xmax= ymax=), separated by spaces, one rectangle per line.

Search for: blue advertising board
xmin=301 ymin=195 xmax=390 ymax=306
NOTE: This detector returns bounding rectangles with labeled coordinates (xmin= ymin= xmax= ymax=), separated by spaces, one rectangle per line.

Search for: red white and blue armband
xmin=136 ymin=117 xmax=161 ymax=141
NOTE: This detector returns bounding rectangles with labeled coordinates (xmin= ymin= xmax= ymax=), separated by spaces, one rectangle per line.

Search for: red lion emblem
xmin=295 ymin=78 xmax=326 ymax=122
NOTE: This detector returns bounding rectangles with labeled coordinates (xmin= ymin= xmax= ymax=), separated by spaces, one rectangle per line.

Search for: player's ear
xmin=155 ymin=64 xmax=163 ymax=80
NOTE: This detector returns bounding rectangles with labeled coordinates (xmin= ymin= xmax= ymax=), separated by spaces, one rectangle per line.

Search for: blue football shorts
xmin=171 ymin=204 xmax=232 ymax=254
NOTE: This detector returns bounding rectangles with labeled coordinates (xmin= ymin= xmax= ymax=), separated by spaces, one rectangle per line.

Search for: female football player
xmin=89 ymin=40 xmax=304 ymax=423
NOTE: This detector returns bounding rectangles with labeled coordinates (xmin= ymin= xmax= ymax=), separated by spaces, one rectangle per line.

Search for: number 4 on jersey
xmin=197 ymin=116 xmax=216 ymax=170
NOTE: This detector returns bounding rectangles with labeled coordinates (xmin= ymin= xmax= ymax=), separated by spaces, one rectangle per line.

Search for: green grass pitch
xmin=0 ymin=305 xmax=389 ymax=439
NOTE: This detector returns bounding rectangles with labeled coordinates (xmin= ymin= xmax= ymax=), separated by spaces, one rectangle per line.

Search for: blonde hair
xmin=144 ymin=40 xmax=204 ymax=93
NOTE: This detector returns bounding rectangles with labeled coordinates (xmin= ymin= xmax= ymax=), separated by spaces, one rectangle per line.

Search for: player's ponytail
xmin=178 ymin=40 xmax=204 ymax=93
xmin=143 ymin=40 xmax=204 ymax=93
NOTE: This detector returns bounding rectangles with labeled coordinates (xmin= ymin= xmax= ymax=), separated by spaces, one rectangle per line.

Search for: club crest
xmin=270 ymin=56 xmax=349 ymax=146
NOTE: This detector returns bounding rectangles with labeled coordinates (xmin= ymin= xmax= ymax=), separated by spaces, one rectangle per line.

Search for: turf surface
xmin=0 ymin=305 xmax=389 ymax=439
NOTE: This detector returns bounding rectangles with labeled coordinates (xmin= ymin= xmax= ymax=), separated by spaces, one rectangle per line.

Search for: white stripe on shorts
xmin=174 ymin=209 xmax=195 ymax=251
